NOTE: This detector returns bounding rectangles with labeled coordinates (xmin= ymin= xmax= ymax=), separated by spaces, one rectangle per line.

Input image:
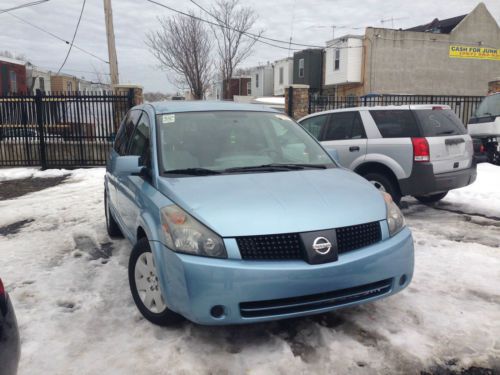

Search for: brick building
xmin=0 ymin=56 xmax=27 ymax=95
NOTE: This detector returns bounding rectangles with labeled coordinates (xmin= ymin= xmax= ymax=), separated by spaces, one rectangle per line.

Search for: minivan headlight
xmin=160 ymin=205 xmax=227 ymax=258
xmin=382 ymin=192 xmax=405 ymax=236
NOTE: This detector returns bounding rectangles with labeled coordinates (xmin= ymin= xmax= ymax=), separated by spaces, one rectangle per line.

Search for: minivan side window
xmin=323 ymin=112 xmax=365 ymax=141
xmin=370 ymin=110 xmax=420 ymax=138
xmin=128 ymin=112 xmax=151 ymax=167
xmin=114 ymin=110 xmax=142 ymax=155
xmin=299 ymin=115 xmax=327 ymax=139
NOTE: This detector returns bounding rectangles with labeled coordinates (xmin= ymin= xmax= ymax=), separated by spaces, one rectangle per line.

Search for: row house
xmin=0 ymin=56 xmax=27 ymax=95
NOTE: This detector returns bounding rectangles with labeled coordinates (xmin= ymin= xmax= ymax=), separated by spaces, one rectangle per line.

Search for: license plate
xmin=447 ymin=144 xmax=461 ymax=156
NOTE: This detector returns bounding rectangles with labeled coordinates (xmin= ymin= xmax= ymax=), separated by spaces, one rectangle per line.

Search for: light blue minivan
xmin=104 ymin=101 xmax=414 ymax=326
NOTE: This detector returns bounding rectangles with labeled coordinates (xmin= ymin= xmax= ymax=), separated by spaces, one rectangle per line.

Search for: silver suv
xmin=298 ymin=105 xmax=477 ymax=204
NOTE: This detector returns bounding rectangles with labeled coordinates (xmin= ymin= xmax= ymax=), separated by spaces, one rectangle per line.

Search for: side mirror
xmin=114 ymin=155 xmax=143 ymax=175
xmin=327 ymin=148 xmax=340 ymax=164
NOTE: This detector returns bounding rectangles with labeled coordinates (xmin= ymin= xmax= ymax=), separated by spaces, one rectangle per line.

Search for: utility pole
xmin=103 ymin=0 xmax=119 ymax=86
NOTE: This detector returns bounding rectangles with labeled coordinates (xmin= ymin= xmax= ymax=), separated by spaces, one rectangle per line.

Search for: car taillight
xmin=0 ymin=278 xmax=4 ymax=296
xmin=480 ymin=144 xmax=485 ymax=153
xmin=412 ymin=137 xmax=430 ymax=162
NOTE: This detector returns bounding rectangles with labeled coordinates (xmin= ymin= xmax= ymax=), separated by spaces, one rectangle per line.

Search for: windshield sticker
xmin=162 ymin=114 xmax=175 ymax=124
xmin=275 ymin=114 xmax=292 ymax=121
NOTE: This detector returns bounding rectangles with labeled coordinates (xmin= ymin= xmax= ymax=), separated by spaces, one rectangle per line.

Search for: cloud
xmin=1 ymin=0 xmax=498 ymax=92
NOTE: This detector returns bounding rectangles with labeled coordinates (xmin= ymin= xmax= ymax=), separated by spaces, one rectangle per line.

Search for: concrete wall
xmin=364 ymin=3 xmax=500 ymax=96
xmin=274 ymin=58 xmax=293 ymax=96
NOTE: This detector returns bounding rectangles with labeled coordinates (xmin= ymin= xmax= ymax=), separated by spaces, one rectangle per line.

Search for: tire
xmin=414 ymin=191 xmax=448 ymax=204
xmin=105 ymin=191 xmax=123 ymax=238
xmin=488 ymin=151 xmax=500 ymax=165
xmin=362 ymin=172 xmax=402 ymax=205
xmin=129 ymin=238 xmax=183 ymax=326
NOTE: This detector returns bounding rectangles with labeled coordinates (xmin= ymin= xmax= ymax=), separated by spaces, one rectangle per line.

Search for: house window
xmin=247 ymin=81 xmax=251 ymax=95
xmin=279 ymin=67 xmax=284 ymax=84
xmin=39 ymin=77 xmax=45 ymax=91
xmin=298 ymin=58 xmax=304 ymax=78
xmin=255 ymin=73 xmax=259 ymax=88
xmin=334 ymin=49 xmax=340 ymax=71
xmin=9 ymin=71 xmax=17 ymax=93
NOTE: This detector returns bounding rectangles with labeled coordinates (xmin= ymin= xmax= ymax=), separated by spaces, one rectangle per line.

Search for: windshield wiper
xmin=224 ymin=163 xmax=327 ymax=173
xmin=164 ymin=168 xmax=221 ymax=176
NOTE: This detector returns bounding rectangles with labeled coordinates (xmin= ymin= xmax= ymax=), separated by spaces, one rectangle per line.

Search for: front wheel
xmin=414 ymin=192 xmax=448 ymax=204
xmin=128 ymin=238 xmax=183 ymax=326
xmin=362 ymin=172 xmax=401 ymax=205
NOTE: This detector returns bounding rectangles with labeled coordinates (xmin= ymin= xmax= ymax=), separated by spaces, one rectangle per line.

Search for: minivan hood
xmin=157 ymin=169 xmax=386 ymax=237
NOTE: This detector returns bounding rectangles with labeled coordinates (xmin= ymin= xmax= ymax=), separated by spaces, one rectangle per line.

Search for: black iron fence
xmin=308 ymin=94 xmax=484 ymax=125
xmin=0 ymin=90 xmax=133 ymax=168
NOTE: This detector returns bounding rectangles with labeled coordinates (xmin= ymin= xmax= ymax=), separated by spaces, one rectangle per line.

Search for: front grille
xmin=236 ymin=222 xmax=382 ymax=260
xmin=337 ymin=222 xmax=382 ymax=253
xmin=240 ymin=278 xmax=393 ymax=318
xmin=236 ymin=233 xmax=302 ymax=260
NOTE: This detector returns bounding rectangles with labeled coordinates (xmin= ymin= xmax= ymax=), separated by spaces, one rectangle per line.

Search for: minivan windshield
xmin=414 ymin=109 xmax=467 ymax=136
xmin=157 ymin=111 xmax=333 ymax=175
xmin=474 ymin=94 xmax=500 ymax=118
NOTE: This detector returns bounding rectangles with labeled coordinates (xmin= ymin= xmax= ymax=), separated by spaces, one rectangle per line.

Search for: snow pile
xmin=0 ymin=164 xmax=499 ymax=374
xmin=0 ymin=167 xmax=69 ymax=182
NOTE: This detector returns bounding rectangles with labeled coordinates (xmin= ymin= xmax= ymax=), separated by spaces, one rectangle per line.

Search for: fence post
xmin=35 ymin=89 xmax=47 ymax=170
xmin=127 ymin=88 xmax=134 ymax=109
xmin=307 ymin=89 xmax=312 ymax=114
xmin=287 ymin=86 xmax=294 ymax=118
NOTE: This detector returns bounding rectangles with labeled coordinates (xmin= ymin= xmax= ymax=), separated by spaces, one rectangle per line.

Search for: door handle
xmin=349 ymin=146 xmax=360 ymax=152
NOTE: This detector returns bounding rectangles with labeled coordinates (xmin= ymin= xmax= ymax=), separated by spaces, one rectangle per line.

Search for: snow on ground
xmin=0 ymin=167 xmax=69 ymax=182
xmin=0 ymin=164 xmax=499 ymax=375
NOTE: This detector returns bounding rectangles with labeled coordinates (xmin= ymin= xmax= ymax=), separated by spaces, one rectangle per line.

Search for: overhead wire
xmin=56 ymin=0 xmax=87 ymax=74
xmin=0 ymin=0 xmax=49 ymax=14
xmin=188 ymin=0 xmax=324 ymax=49
xmin=147 ymin=0 xmax=307 ymax=51
xmin=6 ymin=12 xmax=109 ymax=63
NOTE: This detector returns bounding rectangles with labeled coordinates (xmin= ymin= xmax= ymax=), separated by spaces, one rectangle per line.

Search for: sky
xmin=1 ymin=0 xmax=499 ymax=93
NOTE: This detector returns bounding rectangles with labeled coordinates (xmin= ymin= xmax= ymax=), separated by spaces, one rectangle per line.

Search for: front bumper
xmin=399 ymin=161 xmax=477 ymax=196
xmin=150 ymin=226 xmax=414 ymax=325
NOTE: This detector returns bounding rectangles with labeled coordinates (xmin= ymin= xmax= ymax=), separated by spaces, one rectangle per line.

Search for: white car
xmin=299 ymin=105 xmax=477 ymax=204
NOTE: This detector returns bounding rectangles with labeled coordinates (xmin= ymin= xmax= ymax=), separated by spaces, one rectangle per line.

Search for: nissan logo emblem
xmin=312 ymin=237 xmax=332 ymax=255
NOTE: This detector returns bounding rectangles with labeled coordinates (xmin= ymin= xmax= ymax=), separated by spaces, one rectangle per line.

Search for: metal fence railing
xmin=0 ymin=90 xmax=133 ymax=168
xmin=308 ymin=94 xmax=484 ymax=125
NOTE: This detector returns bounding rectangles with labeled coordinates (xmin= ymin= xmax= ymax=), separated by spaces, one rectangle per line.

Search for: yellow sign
xmin=449 ymin=45 xmax=500 ymax=60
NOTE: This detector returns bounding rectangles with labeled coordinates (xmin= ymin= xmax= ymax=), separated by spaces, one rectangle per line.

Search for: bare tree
xmin=146 ymin=13 xmax=213 ymax=100
xmin=210 ymin=0 xmax=260 ymax=99
xmin=0 ymin=50 xmax=28 ymax=61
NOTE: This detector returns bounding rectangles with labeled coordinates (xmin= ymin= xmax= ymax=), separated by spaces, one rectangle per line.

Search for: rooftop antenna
xmin=380 ymin=17 xmax=408 ymax=29
xmin=308 ymin=25 xmax=349 ymax=40
xmin=288 ymin=0 xmax=298 ymax=56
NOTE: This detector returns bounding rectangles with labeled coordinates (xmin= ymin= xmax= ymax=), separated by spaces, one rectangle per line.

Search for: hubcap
xmin=134 ymin=252 xmax=167 ymax=313
xmin=369 ymin=180 xmax=387 ymax=192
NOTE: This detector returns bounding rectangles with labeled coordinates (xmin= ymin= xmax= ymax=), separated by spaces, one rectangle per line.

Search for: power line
xmin=188 ymin=0 xmax=324 ymax=49
xmin=0 ymin=0 xmax=49 ymax=14
xmin=6 ymin=11 xmax=108 ymax=63
xmin=146 ymin=0 xmax=306 ymax=51
xmin=57 ymin=0 xmax=87 ymax=74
